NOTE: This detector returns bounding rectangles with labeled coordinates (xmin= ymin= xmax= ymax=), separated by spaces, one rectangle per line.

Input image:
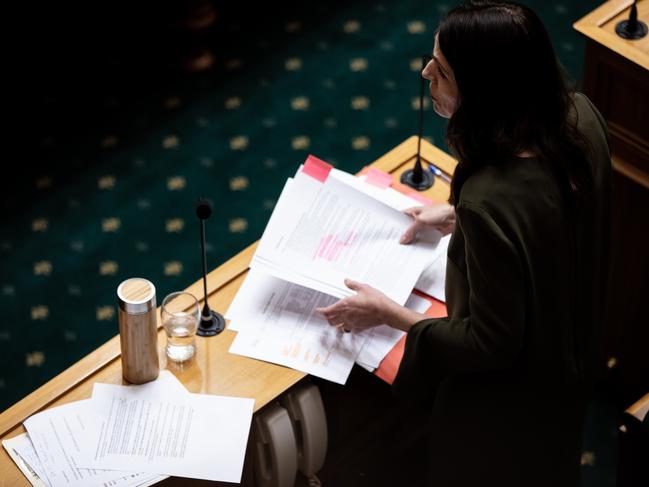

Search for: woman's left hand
xmin=316 ymin=279 xmax=397 ymax=333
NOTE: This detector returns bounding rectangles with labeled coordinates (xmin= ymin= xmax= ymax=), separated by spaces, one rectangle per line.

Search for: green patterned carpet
xmin=3 ymin=1 xmax=618 ymax=484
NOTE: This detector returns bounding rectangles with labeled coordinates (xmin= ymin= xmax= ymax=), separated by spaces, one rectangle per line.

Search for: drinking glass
xmin=161 ymin=291 xmax=199 ymax=362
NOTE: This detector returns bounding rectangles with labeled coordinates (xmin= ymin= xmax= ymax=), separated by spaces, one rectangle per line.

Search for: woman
xmin=317 ymin=1 xmax=611 ymax=485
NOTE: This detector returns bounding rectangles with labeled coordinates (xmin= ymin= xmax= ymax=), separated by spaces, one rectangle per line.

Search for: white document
xmin=355 ymin=293 xmax=431 ymax=372
xmin=404 ymin=292 xmax=434 ymax=314
xmin=414 ymin=234 xmax=451 ymax=302
xmin=227 ymin=268 xmax=434 ymax=378
xmin=79 ymin=383 xmax=254 ymax=484
xmin=19 ymin=372 xmax=184 ymax=487
xmin=252 ymin=171 xmax=441 ymax=306
xmin=354 ymin=326 xmax=403 ymax=373
xmin=227 ymin=267 xmax=368 ymax=384
xmin=23 ymin=399 xmax=166 ymax=487
xmin=2 ymin=433 xmax=48 ymax=487
xmin=329 ymin=168 xmax=425 ymax=211
xmin=12 ymin=434 xmax=49 ymax=485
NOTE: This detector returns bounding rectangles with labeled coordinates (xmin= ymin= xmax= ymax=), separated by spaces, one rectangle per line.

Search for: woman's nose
xmin=421 ymin=61 xmax=434 ymax=81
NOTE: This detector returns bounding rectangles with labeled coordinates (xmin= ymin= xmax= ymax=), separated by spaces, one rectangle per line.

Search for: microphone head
xmin=195 ymin=197 xmax=213 ymax=220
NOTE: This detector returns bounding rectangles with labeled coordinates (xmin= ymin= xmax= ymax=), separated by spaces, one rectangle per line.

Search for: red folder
xmin=374 ymin=295 xmax=447 ymax=384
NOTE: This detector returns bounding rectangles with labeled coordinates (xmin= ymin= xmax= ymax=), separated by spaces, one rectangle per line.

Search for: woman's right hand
xmin=400 ymin=203 xmax=456 ymax=244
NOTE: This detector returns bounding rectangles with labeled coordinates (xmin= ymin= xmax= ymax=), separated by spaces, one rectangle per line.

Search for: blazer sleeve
xmin=393 ymin=201 xmax=525 ymax=395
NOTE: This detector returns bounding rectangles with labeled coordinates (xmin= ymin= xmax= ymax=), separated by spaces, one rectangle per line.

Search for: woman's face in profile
xmin=422 ymin=35 xmax=459 ymax=118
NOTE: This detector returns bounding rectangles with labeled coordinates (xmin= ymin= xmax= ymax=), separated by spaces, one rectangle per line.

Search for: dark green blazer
xmin=393 ymin=93 xmax=612 ymax=486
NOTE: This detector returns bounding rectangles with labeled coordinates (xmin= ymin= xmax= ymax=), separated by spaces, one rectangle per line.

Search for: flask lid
xmin=117 ymin=278 xmax=156 ymax=314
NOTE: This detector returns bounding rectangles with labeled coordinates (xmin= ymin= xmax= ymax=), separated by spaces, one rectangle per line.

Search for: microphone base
xmin=400 ymin=168 xmax=434 ymax=191
xmin=197 ymin=310 xmax=226 ymax=336
xmin=615 ymin=19 xmax=648 ymax=39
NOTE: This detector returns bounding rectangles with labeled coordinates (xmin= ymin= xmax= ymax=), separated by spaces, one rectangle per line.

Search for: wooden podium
xmin=0 ymin=137 xmax=457 ymax=486
xmin=574 ymin=0 xmax=649 ymax=402
xmin=574 ymin=0 xmax=649 ymax=187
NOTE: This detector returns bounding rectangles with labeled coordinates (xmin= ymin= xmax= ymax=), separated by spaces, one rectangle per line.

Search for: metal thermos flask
xmin=117 ymin=278 xmax=159 ymax=384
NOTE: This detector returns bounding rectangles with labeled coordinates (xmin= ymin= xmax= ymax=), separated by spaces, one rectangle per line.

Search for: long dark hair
xmin=438 ymin=1 xmax=592 ymax=206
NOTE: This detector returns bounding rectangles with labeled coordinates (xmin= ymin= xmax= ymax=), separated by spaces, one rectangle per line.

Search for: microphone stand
xmin=616 ymin=0 xmax=647 ymax=39
xmin=195 ymin=197 xmax=225 ymax=336
xmin=401 ymin=54 xmax=434 ymax=191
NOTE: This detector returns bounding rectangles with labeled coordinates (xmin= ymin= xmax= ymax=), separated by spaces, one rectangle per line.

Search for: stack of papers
xmin=227 ymin=157 xmax=450 ymax=384
xmin=3 ymin=371 xmax=254 ymax=486
xmin=252 ymin=168 xmax=440 ymax=304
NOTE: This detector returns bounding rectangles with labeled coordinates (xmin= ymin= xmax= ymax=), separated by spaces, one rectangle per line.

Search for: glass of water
xmin=161 ymin=291 xmax=199 ymax=362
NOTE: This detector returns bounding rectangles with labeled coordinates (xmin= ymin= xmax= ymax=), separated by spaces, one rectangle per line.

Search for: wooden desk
xmin=0 ymin=136 xmax=457 ymax=486
xmin=574 ymin=0 xmax=649 ymax=187
xmin=574 ymin=1 xmax=649 ymax=403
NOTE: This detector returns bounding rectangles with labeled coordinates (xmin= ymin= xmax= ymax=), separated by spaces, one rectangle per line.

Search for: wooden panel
xmin=577 ymin=0 xmax=649 ymax=186
xmin=576 ymin=0 xmax=649 ymax=405
xmin=603 ymin=171 xmax=649 ymax=405
xmin=583 ymin=40 xmax=649 ymax=186
xmin=574 ymin=0 xmax=649 ymax=71
xmin=0 ymin=137 xmax=457 ymax=486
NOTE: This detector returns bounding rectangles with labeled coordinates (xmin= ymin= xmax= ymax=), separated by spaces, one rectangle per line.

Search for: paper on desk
xmin=12 ymin=434 xmax=49 ymax=485
xmin=78 ymin=383 xmax=254 ymax=483
xmin=227 ymin=269 xmax=433 ymax=378
xmin=2 ymin=433 xmax=48 ymax=487
xmin=227 ymin=267 xmax=368 ymax=384
xmin=253 ymin=171 xmax=441 ymax=306
xmin=355 ymin=293 xmax=431 ymax=372
xmin=19 ymin=372 xmax=183 ymax=487
xmin=23 ymin=399 xmax=167 ymax=487
xmin=414 ymin=234 xmax=451 ymax=302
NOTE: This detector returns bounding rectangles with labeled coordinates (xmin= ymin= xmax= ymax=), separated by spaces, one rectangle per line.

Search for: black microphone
xmin=195 ymin=196 xmax=225 ymax=336
xmin=401 ymin=54 xmax=434 ymax=191
xmin=615 ymin=0 xmax=647 ymax=39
